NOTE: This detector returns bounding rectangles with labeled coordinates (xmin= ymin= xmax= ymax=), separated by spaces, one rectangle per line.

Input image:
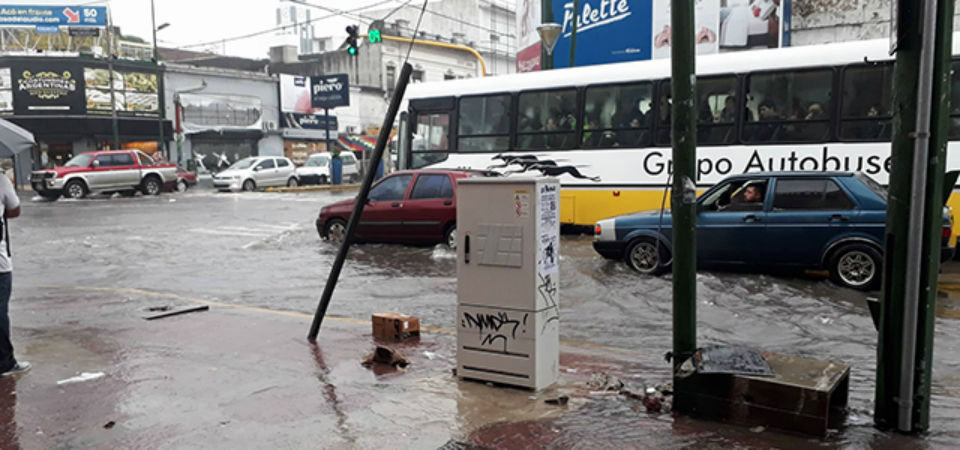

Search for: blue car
xmin=592 ymin=172 xmax=956 ymax=291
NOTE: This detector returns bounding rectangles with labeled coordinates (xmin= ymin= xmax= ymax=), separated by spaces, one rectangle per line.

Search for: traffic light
xmin=346 ymin=25 xmax=359 ymax=56
xmin=369 ymin=29 xmax=382 ymax=44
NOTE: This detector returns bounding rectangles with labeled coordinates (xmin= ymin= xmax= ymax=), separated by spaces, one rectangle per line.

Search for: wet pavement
xmin=5 ymin=188 xmax=960 ymax=448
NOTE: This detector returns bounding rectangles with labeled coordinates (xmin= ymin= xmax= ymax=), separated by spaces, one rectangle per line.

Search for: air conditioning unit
xmin=262 ymin=120 xmax=278 ymax=131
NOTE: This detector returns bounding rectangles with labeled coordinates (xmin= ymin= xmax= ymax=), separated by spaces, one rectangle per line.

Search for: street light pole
xmin=537 ymin=23 xmax=561 ymax=71
xmin=150 ymin=0 xmax=168 ymax=161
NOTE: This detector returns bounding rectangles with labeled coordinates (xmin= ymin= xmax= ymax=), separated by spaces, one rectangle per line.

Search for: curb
xmin=265 ymin=184 xmax=361 ymax=193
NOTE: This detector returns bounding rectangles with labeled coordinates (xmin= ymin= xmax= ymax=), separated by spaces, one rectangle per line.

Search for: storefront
xmin=0 ymin=56 xmax=172 ymax=174
xmin=165 ymin=65 xmax=283 ymax=174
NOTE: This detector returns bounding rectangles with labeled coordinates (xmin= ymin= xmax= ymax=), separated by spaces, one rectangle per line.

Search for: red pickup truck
xmin=31 ymin=150 xmax=178 ymax=200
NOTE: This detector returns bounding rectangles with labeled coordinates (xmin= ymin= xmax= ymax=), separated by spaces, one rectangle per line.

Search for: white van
xmin=295 ymin=152 xmax=360 ymax=185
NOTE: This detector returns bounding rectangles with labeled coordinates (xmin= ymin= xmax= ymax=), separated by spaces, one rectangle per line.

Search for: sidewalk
xmin=3 ymin=285 xmax=897 ymax=450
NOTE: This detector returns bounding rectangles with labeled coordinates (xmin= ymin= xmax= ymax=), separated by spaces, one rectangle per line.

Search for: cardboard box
xmin=372 ymin=312 xmax=420 ymax=341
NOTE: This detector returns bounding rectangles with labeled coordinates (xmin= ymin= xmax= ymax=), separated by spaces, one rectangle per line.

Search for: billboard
xmin=85 ymin=68 xmax=159 ymax=117
xmin=0 ymin=5 xmax=107 ymax=27
xmin=516 ymin=0 xmax=543 ymax=72
xmin=11 ymin=61 xmax=84 ymax=114
xmin=279 ymin=74 xmax=338 ymax=129
xmin=545 ymin=0 xmax=790 ymax=68
xmin=3 ymin=60 xmax=160 ymax=116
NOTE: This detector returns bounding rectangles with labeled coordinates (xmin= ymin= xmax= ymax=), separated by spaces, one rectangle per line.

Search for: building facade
xmin=0 ymin=54 xmax=172 ymax=182
xmin=164 ymin=64 xmax=283 ymax=174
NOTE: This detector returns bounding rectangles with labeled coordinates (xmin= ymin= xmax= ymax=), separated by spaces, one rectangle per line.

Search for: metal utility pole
xmin=670 ymin=0 xmax=697 ymax=370
xmin=106 ymin=7 xmax=120 ymax=150
xmin=308 ymin=63 xmax=413 ymax=341
xmin=875 ymin=0 xmax=954 ymax=433
xmin=150 ymin=0 xmax=168 ymax=160
xmin=568 ymin=0 xmax=578 ymax=68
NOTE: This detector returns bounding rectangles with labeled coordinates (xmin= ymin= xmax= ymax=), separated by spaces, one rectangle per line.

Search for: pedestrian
xmin=0 ymin=174 xmax=27 ymax=377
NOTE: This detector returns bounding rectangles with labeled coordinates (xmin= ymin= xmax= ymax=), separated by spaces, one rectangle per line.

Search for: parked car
xmin=212 ymin=156 xmax=299 ymax=192
xmin=30 ymin=150 xmax=178 ymax=200
xmin=296 ymin=152 xmax=361 ymax=185
xmin=316 ymin=169 xmax=495 ymax=248
xmin=592 ymin=172 xmax=956 ymax=291
xmin=175 ymin=166 xmax=197 ymax=192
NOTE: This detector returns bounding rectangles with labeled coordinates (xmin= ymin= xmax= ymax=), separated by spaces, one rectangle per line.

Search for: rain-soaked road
xmin=12 ymin=188 xmax=960 ymax=448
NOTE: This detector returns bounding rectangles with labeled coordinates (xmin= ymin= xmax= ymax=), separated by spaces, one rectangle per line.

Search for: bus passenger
xmin=752 ymin=100 xmax=780 ymax=141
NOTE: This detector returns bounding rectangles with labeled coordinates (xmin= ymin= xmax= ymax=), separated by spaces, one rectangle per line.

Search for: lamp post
xmin=537 ymin=23 xmax=561 ymax=70
xmin=151 ymin=0 xmax=170 ymax=160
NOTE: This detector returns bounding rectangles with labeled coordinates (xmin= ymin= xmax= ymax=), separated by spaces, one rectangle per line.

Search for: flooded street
xmin=12 ymin=189 xmax=960 ymax=448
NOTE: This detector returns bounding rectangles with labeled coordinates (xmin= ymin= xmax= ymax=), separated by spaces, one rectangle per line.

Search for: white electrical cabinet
xmin=456 ymin=177 xmax=560 ymax=390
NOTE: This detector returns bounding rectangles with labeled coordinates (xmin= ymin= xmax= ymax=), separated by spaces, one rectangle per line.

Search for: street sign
xmin=0 ymin=5 xmax=108 ymax=27
xmin=35 ymin=25 xmax=59 ymax=34
xmin=310 ymin=74 xmax=350 ymax=109
xmin=68 ymin=27 xmax=99 ymax=37
xmin=369 ymin=29 xmax=382 ymax=44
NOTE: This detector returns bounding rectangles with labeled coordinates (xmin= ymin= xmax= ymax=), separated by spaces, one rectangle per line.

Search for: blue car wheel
xmin=626 ymin=238 xmax=669 ymax=275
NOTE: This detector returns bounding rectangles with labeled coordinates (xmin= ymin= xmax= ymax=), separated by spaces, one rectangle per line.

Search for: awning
xmin=336 ymin=135 xmax=377 ymax=153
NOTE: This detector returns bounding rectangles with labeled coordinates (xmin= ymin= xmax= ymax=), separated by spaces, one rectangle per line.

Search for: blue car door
xmin=696 ymin=180 xmax=769 ymax=265
xmin=764 ymin=177 xmax=859 ymax=267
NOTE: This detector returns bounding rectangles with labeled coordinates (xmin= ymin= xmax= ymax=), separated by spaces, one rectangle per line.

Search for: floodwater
xmin=13 ymin=189 xmax=960 ymax=448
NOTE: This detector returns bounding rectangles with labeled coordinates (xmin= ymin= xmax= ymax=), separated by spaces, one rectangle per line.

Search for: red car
xmin=316 ymin=169 xmax=495 ymax=248
xmin=175 ymin=166 xmax=198 ymax=192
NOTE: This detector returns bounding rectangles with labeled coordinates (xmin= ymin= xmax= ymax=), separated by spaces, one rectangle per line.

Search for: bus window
xmin=696 ymin=76 xmax=738 ymax=145
xmin=655 ymin=77 xmax=738 ymax=146
xmin=459 ymin=94 xmax=512 ymax=152
xmin=410 ymin=113 xmax=449 ymax=169
xmin=415 ymin=113 xmax=449 ymax=151
xmin=743 ymin=69 xmax=833 ymax=143
xmin=950 ymin=62 xmax=960 ymax=140
xmin=517 ymin=89 xmax=578 ymax=150
xmin=582 ymin=83 xmax=652 ymax=149
xmin=654 ymin=83 xmax=672 ymax=146
xmin=840 ymin=64 xmax=893 ymax=141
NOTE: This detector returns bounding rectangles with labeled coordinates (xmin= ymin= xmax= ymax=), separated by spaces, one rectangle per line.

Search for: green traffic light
xmin=369 ymin=30 xmax=382 ymax=44
xmin=348 ymin=46 xmax=357 ymax=56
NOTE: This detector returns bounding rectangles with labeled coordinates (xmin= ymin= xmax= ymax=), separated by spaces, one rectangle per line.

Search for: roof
xmin=405 ymin=32 xmax=960 ymax=100
xmin=727 ymin=171 xmax=856 ymax=179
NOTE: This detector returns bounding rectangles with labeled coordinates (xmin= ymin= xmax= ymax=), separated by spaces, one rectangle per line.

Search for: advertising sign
xmin=516 ymin=0 xmax=543 ymax=72
xmin=279 ymin=74 xmax=340 ymax=129
xmin=3 ymin=60 xmax=161 ymax=116
xmin=85 ymin=67 xmax=159 ymax=117
xmin=281 ymin=112 xmax=337 ymax=130
xmin=310 ymin=74 xmax=350 ymax=109
xmin=11 ymin=61 xmax=84 ymax=115
xmin=550 ymin=0 xmax=654 ymax=68
xmin=547 ymin=0 xmax=790 ymax=68
xmin=0 ymin=5 xmax=107 ymax=27
xmin=517 ymin=43 xmax=542 ymax=73
xmin=0 ymin=68 xmax=11 ymax=114
xmin=652 ymin=0 xmax=786 ymax=60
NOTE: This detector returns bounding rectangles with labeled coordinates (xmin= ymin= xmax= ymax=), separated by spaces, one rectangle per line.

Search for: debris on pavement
xmin=104 ymin=421 xmax=116 ymax=429
xmin=544 ymin=395 xmax=569 ymax=406
xmin=57 ymin=372 xmax=105 ymax=385
xmin=669 ymin=346 xmax=774 ymax=378
xmin=146 ymin=306 xmax=171 ymax=312
xmin=620 ymin=381 xmax=673 ymax=414
xmin=362 ymin=346 xmax=410 ymax=369
xmin=750 ymin=426 xmax=766 ymax=433
xmin=144 ymin=305 xmax=209 ymax=321
xmin=423 ymin=351 xmax=438 ymax=360
xmin=372 ymin=312 xmax=420 ymax=341
xmin=587 ymin=372 xmax=624 ymax=392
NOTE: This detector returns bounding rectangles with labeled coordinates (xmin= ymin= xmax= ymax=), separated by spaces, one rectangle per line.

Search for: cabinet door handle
xmin=464 ymin=235 xmax=470 ymax=264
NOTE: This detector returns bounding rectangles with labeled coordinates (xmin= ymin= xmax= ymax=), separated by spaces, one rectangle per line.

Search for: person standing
xmin=0 ymin=175 xmax=27 ymax=377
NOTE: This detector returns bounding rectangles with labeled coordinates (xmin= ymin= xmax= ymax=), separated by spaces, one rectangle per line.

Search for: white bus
xmin=397 ymin=35 xmax=960 ymax=229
